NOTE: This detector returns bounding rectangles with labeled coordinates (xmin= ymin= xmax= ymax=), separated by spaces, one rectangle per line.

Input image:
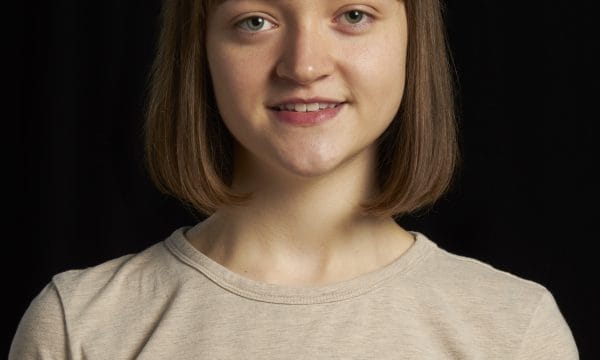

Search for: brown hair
xmin=144 ymin=0 xmax=458 ymax=218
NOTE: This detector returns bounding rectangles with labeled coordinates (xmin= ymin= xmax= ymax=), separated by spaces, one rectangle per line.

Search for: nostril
xmin=275 ymin=58 xmax=334 ymax=85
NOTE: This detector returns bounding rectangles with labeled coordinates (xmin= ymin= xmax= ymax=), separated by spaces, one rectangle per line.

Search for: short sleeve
xmin=515 ymin=290 xmax=579 ymax=360
xmin=9 ymin=282 xmax=69 ymax=360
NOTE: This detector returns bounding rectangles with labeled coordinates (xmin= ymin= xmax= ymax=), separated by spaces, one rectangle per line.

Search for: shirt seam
xmin=51 ymin=280 xmax=74 ymax=360
xmin=514 ymin=290 xmax=548 ymax=359
xmin=163 ymin=238 xmax=431 ymax=305
xmin=440 ymin=249 xmax=549 ymax=290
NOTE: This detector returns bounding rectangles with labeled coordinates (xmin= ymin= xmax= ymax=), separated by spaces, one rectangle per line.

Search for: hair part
xmin=144 ymin=0 xmax=459 ymax=218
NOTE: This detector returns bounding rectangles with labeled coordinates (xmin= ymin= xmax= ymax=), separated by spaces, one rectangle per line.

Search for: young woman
xmin=11 ymin=0 xmax=578 ymax=358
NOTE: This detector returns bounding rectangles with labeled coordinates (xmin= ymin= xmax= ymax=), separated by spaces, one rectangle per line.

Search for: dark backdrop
xmin=12 ymin=1 xmax=597 ymax=358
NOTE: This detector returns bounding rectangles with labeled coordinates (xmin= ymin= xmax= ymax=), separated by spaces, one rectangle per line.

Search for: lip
xmin=267 ymin=97 xmax=347 ymax=127
xmin=268 ymin=97 xmax=345 ymax=108
xmin=269 ymin=103 xmax=345 ymax=127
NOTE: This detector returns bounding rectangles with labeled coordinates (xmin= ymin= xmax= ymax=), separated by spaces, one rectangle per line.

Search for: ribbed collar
xmin=165 ymin=226 xmax=436 ymax=305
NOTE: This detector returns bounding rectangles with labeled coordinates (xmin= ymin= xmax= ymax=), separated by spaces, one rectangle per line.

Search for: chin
xmin=283 ymin=164 xmax=337 ymax=179
xmin=275 ymin=152 xmax=352 ymax=179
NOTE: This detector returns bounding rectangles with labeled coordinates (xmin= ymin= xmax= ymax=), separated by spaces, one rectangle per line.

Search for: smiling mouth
xmin=271 ymin=102 xmax=345 ymax=112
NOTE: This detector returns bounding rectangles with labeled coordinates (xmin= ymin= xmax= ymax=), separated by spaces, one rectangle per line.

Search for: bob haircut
xmin=145 ymin=0 xmax=458 ymax=218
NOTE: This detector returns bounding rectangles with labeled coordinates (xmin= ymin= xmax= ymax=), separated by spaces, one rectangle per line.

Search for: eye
xmin=236 ymin=16 xmax=277 ymax=33
xmin=342 ymin=10 xmax=367 ymax=25
xmin=335 ymin=9 xmax=374 ymax=31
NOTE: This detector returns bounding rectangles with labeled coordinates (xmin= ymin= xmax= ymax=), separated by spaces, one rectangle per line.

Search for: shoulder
xmin=51 ymin=237 xmax=187 ymax=313
xmin=10 ymin=230 xmax=191 ymax=359
xmin=413 ymin=234 xmax=551 ymax=306
xmin=9 ymin=247 xmax=157 ymax=359
xmin=9 ymin=281 xmax=67 ymax=359
xmin=406 ymin=233 xmax=578 ymax=358
xmin=52 ymin=241 xmax=168 ymax=297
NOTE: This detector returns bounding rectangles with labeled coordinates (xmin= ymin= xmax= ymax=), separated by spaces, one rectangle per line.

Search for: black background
xmin=11 ymin=0 xmax=597 ymax=357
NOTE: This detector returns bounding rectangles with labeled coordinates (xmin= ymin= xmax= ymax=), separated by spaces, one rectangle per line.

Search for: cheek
xmin=206 ymin=43 xmax=277 ymax=160
xmin=209 ymin=50 xmax=251 ymax=111
xmin=207 ymin=43 xmax=270 ymax=121
xmin=343 ymin=35 xmax=407 ymax=125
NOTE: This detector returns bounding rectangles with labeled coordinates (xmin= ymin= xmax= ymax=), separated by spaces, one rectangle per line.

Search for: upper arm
xmin=9 ymin=282 xmax=70 ymax=360
xmin=515 ymin=290 xmax=579 ymax=360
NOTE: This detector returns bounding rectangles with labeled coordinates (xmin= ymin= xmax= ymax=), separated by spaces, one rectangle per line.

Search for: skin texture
xmin=188 ymin=0 xmax=415 ymax=285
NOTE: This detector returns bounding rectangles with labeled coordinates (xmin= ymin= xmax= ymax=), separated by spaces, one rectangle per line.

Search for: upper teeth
xmin=277 ymin=103 xmax=339 ymax=112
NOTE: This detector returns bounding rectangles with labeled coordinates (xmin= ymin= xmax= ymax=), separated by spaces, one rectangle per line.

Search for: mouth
xmin=269 ymin=102 xmax=346 ymax=113
xmin=268 ymin=102 xmax=346 ymax=126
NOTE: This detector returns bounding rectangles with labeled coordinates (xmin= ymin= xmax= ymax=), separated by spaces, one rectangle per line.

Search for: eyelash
xmin=336 ymin=10 xmax=374 ymax=29
xmin=236 ymin=16 xmax=277 ymax=33
xmin=235 ymin=9 xmax=374 ymax=34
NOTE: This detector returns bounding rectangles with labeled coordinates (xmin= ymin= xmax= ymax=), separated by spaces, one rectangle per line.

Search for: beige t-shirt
xmin=10 ymin=227 xmax=578 ymax=359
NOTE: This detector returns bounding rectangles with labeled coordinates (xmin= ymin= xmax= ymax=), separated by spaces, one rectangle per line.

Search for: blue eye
xmin=237 ymin=16 xmax=276 ymax=32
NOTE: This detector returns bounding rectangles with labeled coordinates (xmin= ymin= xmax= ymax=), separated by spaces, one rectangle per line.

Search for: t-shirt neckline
xmin=164 ymin=226 xmax=436 ymax=304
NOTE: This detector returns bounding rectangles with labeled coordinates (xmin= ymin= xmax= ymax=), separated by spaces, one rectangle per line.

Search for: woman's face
xmin=207 ymin=0 xmax=408 ymax=180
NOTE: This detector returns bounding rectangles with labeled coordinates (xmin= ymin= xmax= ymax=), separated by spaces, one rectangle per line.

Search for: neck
xmin=187 ymin=147 xmax=414 ymax=285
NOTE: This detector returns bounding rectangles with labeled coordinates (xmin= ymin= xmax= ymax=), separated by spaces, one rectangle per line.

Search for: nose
xmin=275 ymin=22 xmax=334 ymax=85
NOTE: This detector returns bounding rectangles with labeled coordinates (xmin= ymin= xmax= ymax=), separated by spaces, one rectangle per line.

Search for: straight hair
xmin=144 ymin=0 xmax=459 ymax=218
